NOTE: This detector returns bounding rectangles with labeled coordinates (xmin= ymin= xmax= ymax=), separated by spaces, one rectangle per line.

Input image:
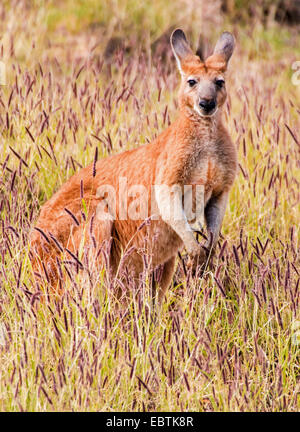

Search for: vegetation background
xmin=0 ymin=0 xmax=299 ymax=411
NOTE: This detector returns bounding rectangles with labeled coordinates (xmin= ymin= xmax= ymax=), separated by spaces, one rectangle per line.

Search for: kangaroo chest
xmin=186 ymin=149 xmax=226 ymax=198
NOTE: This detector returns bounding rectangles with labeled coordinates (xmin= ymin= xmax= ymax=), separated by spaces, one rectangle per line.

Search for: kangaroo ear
xmin=170 ymin=29 xmax=193 ymax=72
xmin=213 ymin=32 xmax=235 ymax=64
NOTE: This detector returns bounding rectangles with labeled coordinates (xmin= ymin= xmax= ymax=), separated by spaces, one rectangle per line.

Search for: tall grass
xmin=0 ymin=0 xmax=299 ymax=411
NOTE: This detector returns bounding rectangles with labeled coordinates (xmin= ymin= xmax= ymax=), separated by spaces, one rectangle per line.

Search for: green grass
xmin=0 ymin=0 xmax=299 ymax=412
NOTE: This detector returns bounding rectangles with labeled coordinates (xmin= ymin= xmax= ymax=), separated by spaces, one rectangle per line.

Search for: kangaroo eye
xmin=216 ymin=79 xmax=225 ymax=88
xmin=187 ymin=79 xmax=197 ymax=87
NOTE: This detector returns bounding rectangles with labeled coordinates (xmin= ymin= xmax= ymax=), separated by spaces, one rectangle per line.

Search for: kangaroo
xmin=30 ymin=29 xmax=237 ymax=304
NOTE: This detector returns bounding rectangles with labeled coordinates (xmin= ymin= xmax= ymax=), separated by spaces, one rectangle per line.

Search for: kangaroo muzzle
xmin=199 ymin=98 xmax=216 ymax=114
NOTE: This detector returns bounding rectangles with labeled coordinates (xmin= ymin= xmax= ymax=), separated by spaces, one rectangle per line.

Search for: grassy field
xmin=0 ymin=0 xmax=299 ymax=411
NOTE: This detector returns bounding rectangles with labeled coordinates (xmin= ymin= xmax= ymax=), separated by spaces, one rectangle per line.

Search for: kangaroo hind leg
xmin=151 ymin=256 xmax=176 ymax=306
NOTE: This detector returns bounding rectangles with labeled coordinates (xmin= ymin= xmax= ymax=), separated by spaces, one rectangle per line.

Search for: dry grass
xmin=0 ymin=0 xmax=299 ymax=411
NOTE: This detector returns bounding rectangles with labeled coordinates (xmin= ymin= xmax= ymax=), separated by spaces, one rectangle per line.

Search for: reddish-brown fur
xmin=30 ymin=30 xmax=238 ymax=303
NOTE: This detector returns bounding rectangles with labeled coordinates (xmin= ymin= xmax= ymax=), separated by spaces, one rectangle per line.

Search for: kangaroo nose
xmin=199 ymin=99 xmax=216 ymax=112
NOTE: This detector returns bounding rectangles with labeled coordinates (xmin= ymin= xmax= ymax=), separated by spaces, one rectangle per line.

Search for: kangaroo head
xmin=171 ymin=29 xmax=235 ymax=118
